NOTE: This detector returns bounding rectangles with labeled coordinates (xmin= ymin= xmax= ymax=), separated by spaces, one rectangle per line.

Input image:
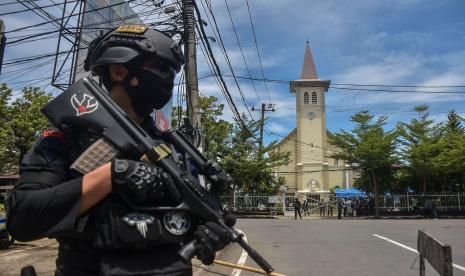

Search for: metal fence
xmin=219 ymin=194 xmax=338 ymax=215
xmin=367 ymin=193 xmax=465 ymax=216
xmin=220 ymin=193 xmax=465 ymax=216
xmin=219 ymin=194 xmax=295 ymax=214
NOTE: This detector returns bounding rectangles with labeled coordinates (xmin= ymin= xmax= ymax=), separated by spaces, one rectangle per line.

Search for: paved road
xmin=1 ymin=218 xmax=465 ymax=276
xmin=197 ymin=218 xmax=465 ymax=276
xmin=0 ymin=238 xmax=57 ymax=275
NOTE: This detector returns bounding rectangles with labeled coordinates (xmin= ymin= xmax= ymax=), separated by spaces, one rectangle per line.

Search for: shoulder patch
xmin=42 ymin=130 xmax=67 ymax=143
xmin=21 ymin=130 xmax=71 ymax=171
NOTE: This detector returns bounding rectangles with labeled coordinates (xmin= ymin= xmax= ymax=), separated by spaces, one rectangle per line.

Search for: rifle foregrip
xmin=179 ymin=236 xmax=274 ymax=274
xmin=179 ymin=240 xmax=197 ymax=261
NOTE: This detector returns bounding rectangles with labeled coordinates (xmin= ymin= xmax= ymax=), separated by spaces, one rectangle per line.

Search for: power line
xmin=0 ymin=0 xmax=78 ymax=16
xmin=201 ymin=0 xmax=256 ymax=121
xmin=197 ymin=27 xmax=230 ymax=105
xmin=4 ymin=2 xmax=172 ymax=47
xmin=223 ymin=0 xmax=262 ymax=104
xmin=273 ymin=105 xmax=465 ymax=115
xmin=331 ymin=83 xmax=465 ymax=88
xmin=265 ymin=129 xmax=344 ymax=156
xmin=221 ymin=75 xmax=465 ymax=94
xmin=3 ymin=19 xmax=54 ymax=34
xmin=4 ymin=76 xmax=50 ymax=85
xmin=0 ymin=1 xmax=25 ymax=7
xmin=5 ymin=30 xmax=59 ymax=46
xmin=3 ymin=48 xmax=84 ymax=67
xmin=245 ymin=0 xmax=271 ymax=102
xmin=196 ymin=0 xmax=230 ymax=102
xmin=193 ymin=0 xmax=251 ymax=132
xmin=4 ymin=0 xmax=140 ymax=35
xmin=330 ymin=86 xmax=465 ymax=94
xmin=2 ymin=0 xmax=182 ymax=93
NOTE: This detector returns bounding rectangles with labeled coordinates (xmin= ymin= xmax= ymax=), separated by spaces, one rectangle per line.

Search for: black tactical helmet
xmin=84 ymin=24 xmax=185 ymax=75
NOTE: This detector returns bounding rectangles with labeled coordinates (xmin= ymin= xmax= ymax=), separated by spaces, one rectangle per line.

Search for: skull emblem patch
xmin=123 ymin=213 xmax=155 ymax=238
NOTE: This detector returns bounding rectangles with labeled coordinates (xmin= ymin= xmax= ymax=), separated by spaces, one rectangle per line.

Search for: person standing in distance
xmin=6 ymin=24 xmax=234 ymax=276
xmin=294 ymin=197 xmax=302 ymax=220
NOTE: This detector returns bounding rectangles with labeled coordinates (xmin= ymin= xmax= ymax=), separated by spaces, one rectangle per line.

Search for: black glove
xmin=111 ymin=159 xmax=181 ymax=204
xmin=194 ymin=213 xmax=236 ymax=265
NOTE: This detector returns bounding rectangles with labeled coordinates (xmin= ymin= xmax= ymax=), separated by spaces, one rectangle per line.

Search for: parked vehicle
xmin=0 ymin=189 xmax=15 ymax=249
xmin=0 ymin=214 xmax=14 ymax=249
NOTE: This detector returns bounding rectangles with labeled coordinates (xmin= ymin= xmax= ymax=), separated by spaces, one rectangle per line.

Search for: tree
xmin=171 ymin=96 xmax=289 ymax=194
xmin=397 ymin=105 xmax=441 ymax=193
xmin=433 ymin=110 xmax=465 ymax=191
xmin=198 ymin=96 xmax=233 ymax=161
xmin=0 ymin=84 xmax=12 ymax=173
xmin=0 ymin=85 xmax=52 ymax=174
xmin=220 ymin=115 xmax=289 ymax=194
xmin=445 ymin=110 xmax=464 ymax=133
xmin=171 ymin=95 xmax=233 ymax=160
xmin=329 ymin=110 xmax=397 ymax=217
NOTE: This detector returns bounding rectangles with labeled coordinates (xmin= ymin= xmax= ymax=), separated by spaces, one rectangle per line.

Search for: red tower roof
xmin=300 ymin=41 xmax=318 ymax=80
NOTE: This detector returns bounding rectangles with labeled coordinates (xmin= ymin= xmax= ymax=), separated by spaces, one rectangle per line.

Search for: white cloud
xmin=334 ymin=52 xmax=423 ymax=84
xmin=328 ymin=48 xmax=465 ymax=108
xmin=267 ymin=121 xmax=290 ymax=135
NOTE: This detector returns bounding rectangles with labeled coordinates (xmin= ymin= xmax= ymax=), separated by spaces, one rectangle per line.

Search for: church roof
xmin=300 ymin=41 xmax=318 ymax=80
xmin=276 ymin=128 xmax=297 ymax=147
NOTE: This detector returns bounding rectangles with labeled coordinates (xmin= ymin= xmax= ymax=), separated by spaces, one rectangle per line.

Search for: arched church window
xmin=312 ymin=92 xmax=317 ymax=104
xmin=304 ymin=92 xmax=309 ymax=105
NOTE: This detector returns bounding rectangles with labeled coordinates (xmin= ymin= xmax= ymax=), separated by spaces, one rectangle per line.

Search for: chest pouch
xmin=93 ymin=198 xmax=196 ymax=249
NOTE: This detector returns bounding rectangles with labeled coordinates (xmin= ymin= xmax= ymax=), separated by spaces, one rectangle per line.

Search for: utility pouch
xmin=94 ymin=198 xmax=195 ymax=249
xmin=100 ymin=246 xmax=192 ymax=276
xmin=109 ymin=205 xmax=162 ymax=246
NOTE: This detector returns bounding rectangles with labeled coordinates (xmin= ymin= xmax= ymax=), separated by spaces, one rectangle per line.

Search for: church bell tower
xmin=290 ymin=42 xmax=331 ymax=192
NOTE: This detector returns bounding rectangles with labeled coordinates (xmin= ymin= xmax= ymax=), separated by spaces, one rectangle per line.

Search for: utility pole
xmin=0 ymin=20 xmax=6 ymax=76
xmin=252 ymin=103 xmax=275 ymax=157
xmin=182 ymin=0 xmax=201 ymax=146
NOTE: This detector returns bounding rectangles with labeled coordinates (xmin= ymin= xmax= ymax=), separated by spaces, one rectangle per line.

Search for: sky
xmin=1 ymin=0 xmax=465 ymax=145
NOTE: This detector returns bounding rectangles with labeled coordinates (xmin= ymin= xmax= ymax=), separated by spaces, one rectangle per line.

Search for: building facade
xmin=275 ymin=42 xmax=355 ymax=193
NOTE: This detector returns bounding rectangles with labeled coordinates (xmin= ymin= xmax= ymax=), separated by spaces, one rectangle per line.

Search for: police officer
xmin=6 ymin=24 xmax=234 ymax=275
xmin=293 ymin=197 xmax=302 ymax=220
xmin=337 ymin=198 xmax=343 ymax=219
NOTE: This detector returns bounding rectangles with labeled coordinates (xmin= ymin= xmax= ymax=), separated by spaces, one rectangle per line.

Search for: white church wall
xmin=275 ymin=131 xmax=298 ymax=191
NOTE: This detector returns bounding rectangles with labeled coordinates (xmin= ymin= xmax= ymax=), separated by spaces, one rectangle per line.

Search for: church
xmin=274 ymin=42 xmax=355 ymax=193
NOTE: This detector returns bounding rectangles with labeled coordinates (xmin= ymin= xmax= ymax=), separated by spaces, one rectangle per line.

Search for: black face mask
xmin=123 ymin=69 xmax=174 ymax=118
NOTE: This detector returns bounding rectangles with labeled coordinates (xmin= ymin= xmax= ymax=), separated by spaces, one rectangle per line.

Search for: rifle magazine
xmin=71 ymin=138 xmax=119 ymax=174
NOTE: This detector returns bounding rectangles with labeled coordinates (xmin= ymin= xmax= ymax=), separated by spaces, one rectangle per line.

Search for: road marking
xmin=373 ymin=234 xmax=465 ymax=272
xmin=231 ymin=229 xmax=248 ymax=276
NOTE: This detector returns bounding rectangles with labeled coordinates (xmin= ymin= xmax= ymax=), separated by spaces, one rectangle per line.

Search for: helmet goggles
xmin=141 ymin=58 xmax=177 ymax=81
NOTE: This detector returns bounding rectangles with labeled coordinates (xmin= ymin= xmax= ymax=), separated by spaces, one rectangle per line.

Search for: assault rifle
xmin=41 ymin=78 xmax=274 ymax=274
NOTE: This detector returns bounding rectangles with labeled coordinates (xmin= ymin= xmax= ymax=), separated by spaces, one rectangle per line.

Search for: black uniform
xmin=6 ymin=117 xmax=192 ymax=276
xmin=337 ymin=199 xmax=343 ymax=219
xmin=294 ymin=198 xmax=302 ymax=220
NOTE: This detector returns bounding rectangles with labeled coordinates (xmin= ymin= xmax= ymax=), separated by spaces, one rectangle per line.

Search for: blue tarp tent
xmin=334 ymin=188 xmax=368 ymax=198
